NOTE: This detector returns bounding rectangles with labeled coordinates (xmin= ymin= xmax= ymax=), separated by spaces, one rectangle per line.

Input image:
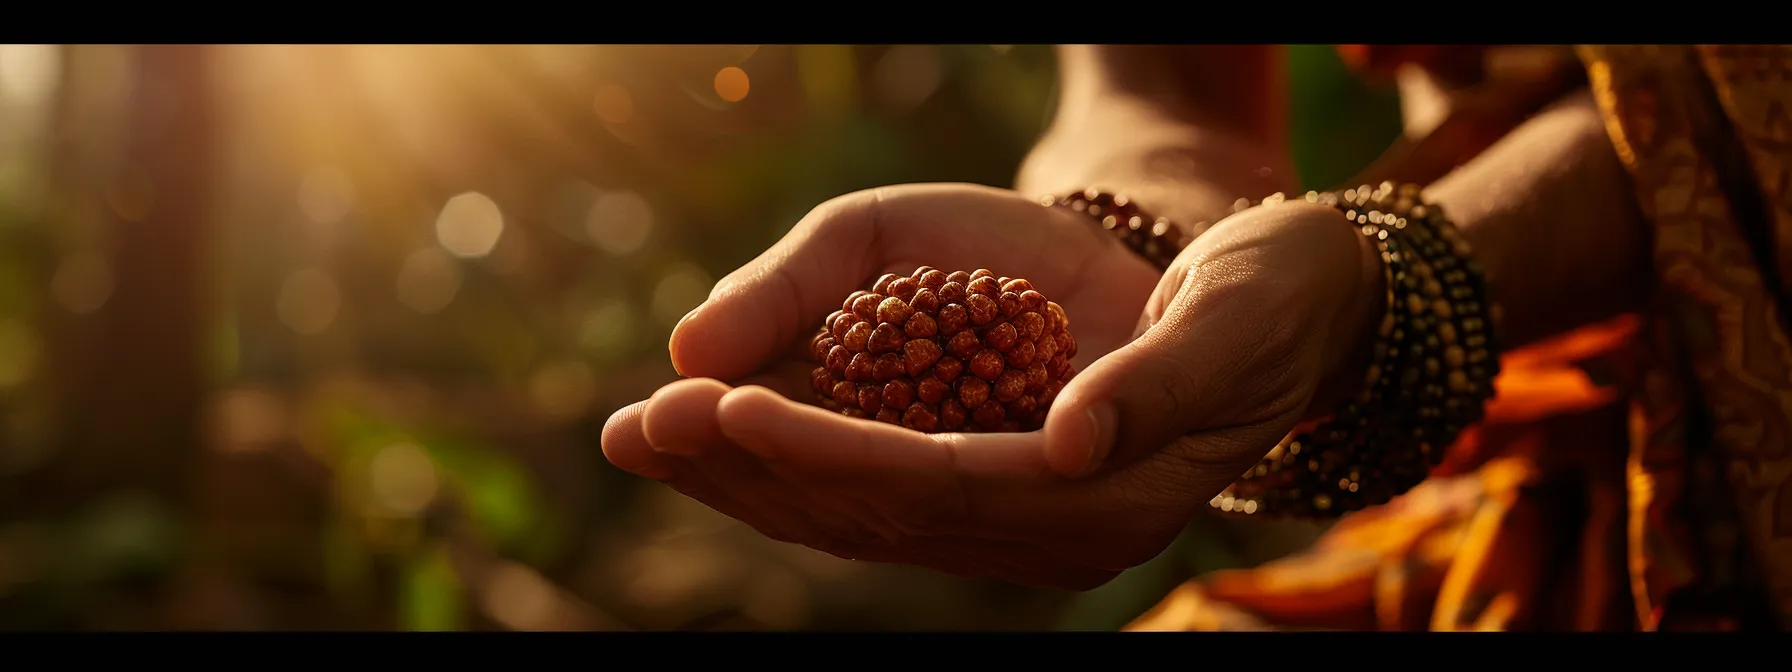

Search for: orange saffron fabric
xmin=1130 ymin=45 xmax=1792 ymax=631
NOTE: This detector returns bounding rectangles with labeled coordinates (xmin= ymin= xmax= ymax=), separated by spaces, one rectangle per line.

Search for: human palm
xmin=603 ymin=186 xmax=1382 ymax=589
xmin=602 ymin=184 xmax=1158 ymax=584
xmin=667 ymin=183 xmax=1162 ymax=393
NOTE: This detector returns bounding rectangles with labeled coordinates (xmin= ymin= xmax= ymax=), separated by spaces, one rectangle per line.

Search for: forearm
xmin=1016 ymin=45 xmax=1297 ymax=228
xmin=1427 ymin=90 xmax=1650 ymax=349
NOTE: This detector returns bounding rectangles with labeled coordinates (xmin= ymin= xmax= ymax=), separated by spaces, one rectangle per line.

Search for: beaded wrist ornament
xmin=1043 ymin=190 xmax=1196 ymax=271
xmin=1046 ymin=183 xmax=1501 ymax=519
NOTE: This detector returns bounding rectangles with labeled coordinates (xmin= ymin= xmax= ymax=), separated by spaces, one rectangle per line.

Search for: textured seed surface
xmin=809 ymin=266 xmax=1078 ymax=433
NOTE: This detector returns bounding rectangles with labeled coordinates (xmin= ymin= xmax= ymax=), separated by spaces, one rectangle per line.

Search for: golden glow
xmin=796 ymin=45 xmax=858 ymax=118
xmin=50 ymin=251 xmax=114 ymax=315
xmin=106 ymin=164 xmax=155 ymax=223
xmin=479 ymin=561 xmax=559 ymax=630
xmin=593 ymin=84 xmax=634 ymax=124
xmin=435 ymin=192 xmax=505 ymax=259
xmin=395 ymin=248 xmax=463 ymax=314
xmin=579 ymin=299 xmax=635 ymax=356
xmin=276 ymin=268 xmax=342 ymax=335
xmin=0 ymin=44 xmax=61 ymax=109
xmin=650 ymin=263 xmax=712 ymax=328
xmin=872 ymin=46 xmax=941 ymax=111
xmin=585 ymin=190 xmax=653 ymax=256
xmin=713 ymin=66 xmax=750 ymax=103
xmin=207 ymin=387 xmax=287 ymax=454
xmin=297 ymin=166 xmax=355 ymax=225
xmin=367 ymin=442 xmax=439 ymax=516
xmin=626 ymin=543 xmax=729 ymax=608
xmin=742 ymin=569 xmax=811 ymax=630
xmin=529 ymin=360 xmax=596 ymax=422
xmin=0 ymin=318 xmax=39 ymax=389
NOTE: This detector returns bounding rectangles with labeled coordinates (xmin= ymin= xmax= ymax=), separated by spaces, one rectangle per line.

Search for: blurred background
xmin=0 ymin=44 xmax=1402 ymax=631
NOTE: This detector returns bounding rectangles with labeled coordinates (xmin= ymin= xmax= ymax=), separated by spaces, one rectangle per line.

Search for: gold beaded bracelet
xmin=1046 ymin=183 xmax=1501 ymax=519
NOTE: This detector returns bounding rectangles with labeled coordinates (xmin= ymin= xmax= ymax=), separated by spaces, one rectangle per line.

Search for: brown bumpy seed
xmin=809 ymin=266 xmax=1078 ymax=433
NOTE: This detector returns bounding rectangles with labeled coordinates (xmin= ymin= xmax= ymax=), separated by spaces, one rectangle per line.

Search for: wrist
xmin=1305 ymin=206 xmax=1390 ymax=417
xmin=1018 ymin=114 xmax=1296 ymax=230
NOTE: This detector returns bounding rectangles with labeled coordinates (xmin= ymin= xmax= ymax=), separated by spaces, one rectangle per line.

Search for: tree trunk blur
xmin=35 ymin=44 xmax=216 ymax=515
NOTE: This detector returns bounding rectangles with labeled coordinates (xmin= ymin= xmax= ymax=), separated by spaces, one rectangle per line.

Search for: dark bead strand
xmin=1043 ymin=189 xmax=1194 ymax=271
xmin=1048 ymin=183 xmax=1501 ymax=520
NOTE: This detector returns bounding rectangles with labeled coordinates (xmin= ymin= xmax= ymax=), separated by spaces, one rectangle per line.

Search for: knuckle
xmin=1163 ymin=434 xmax=1257 ymax=474
xmin=812 ymin=186 xmax=890 ymax=235
xmin=1149 ymin=355 xmax=1209 ymax=418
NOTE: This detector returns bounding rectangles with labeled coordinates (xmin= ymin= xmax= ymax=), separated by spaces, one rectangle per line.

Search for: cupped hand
xmin=673 ymin=182 xmax=1163 ymax=386
xmin=602 ymin=188 xmax=1383 ymax=590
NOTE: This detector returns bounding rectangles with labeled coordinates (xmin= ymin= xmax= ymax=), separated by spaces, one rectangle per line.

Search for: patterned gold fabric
xmin=1130 ymin=45 xmax=1792 ymax=631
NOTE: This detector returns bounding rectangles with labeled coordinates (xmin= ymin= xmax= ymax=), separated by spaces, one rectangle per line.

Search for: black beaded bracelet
xmin=1045 ymin=184 xmax=1501 ymax=519
xmin=1043 ymin=189 xmax=1195 ymax=271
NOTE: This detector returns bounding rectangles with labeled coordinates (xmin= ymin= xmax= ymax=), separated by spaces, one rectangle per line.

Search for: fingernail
xmin=651 ymin=442 xmax=702 ymax=456
xmin=674 ymin=305 xmax=704 ymax=333
xmin=669 ymin=306 xmax=704 ymax=377
xmin=1079 ymin=402 xmax=1118 ymax=477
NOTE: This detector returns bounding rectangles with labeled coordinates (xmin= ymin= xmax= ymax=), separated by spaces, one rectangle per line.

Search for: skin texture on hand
xmin=601 ymin=185 xmax=1384 ymax=590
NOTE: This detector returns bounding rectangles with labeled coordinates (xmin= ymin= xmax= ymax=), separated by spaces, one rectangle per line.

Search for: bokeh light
xmin=395 ymin=248 xmax=464 ymax=314
xmin=872 ymin=46 xmax=942 ymax=111
xmin=0 ymin=44 xmax=1393 ymax=632
xmin=0 ymin=44 xmax=62 ymax=109
xmin=585 ymin=190 xmax=654 ymax=256
xmin=579 ymin=299 xmax=636 ymax=358
xmin=50 ymin=251 xmax=115 ymax=315
xmin=276 ymin=268 xmax=342 ymax=335
xmin=367 ymin=442 xmax=438 ymax=517
xmin=207 ymin=387 xmax=287 ymax=454
xmin=528 ymin=360 xmax=596 ymax=421
xmin=296 ymin=166 xmax=355 ymax=225
xmin=626 ymin=543 xmax=731 ymax=609
xmin=480 ymin=561 xmax=559 ymax=630
xmin=106 ymin=163 xmax=155 ymax=223
xmin=650 ymin=263 xmax=713 ymax=328
xmin=713 ymin=66 xmax=750 ymax=103
xmin=435 ymin=192 xmax=505 ymax=259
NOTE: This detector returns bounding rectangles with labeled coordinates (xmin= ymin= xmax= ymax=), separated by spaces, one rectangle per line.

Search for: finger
xmin=638 ymin=375 xmax=903 ymax=542
xmin=714 ymin=384 xmax=970 ymax=542
xmin=670 ymin=183 xmax=1112 ymax=383
xmin=644 ymin=379 xmax=883 ymax=546
xmin=654 ymin=460 xmax=812 ymax=546
xmin=1043 ymin=219 xmax=1329 ymax=479
xmin=603 ymin=402 xmax=809 ymax=545
xmin=629 ymin=378 xmax=866 ymax=547
xmin=706 ymin=384 xmax=909 ymax=544
xmin=717 ymin=381 xmax=1183 ymax=572
xmin=738 ymin=358 xmax=825 ymax=404
xmin=668 ymin=192 xmax=881 ymax=383
xmin=641 ymin=378 xmax=734 ymax=456
xmin=717 ymin=385 xmax=1056 ymax=480
xmin=679 ymin=439 xmax=883 ymax=548
xmin=601 ymin=402 xmax=677 ymax=480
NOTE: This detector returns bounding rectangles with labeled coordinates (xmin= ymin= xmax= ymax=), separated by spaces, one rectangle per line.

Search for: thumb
xmin=669 ymin=194 xmax=880 ymax=382
xmin=1043 ymin=254 xmax=1314 ymax=479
